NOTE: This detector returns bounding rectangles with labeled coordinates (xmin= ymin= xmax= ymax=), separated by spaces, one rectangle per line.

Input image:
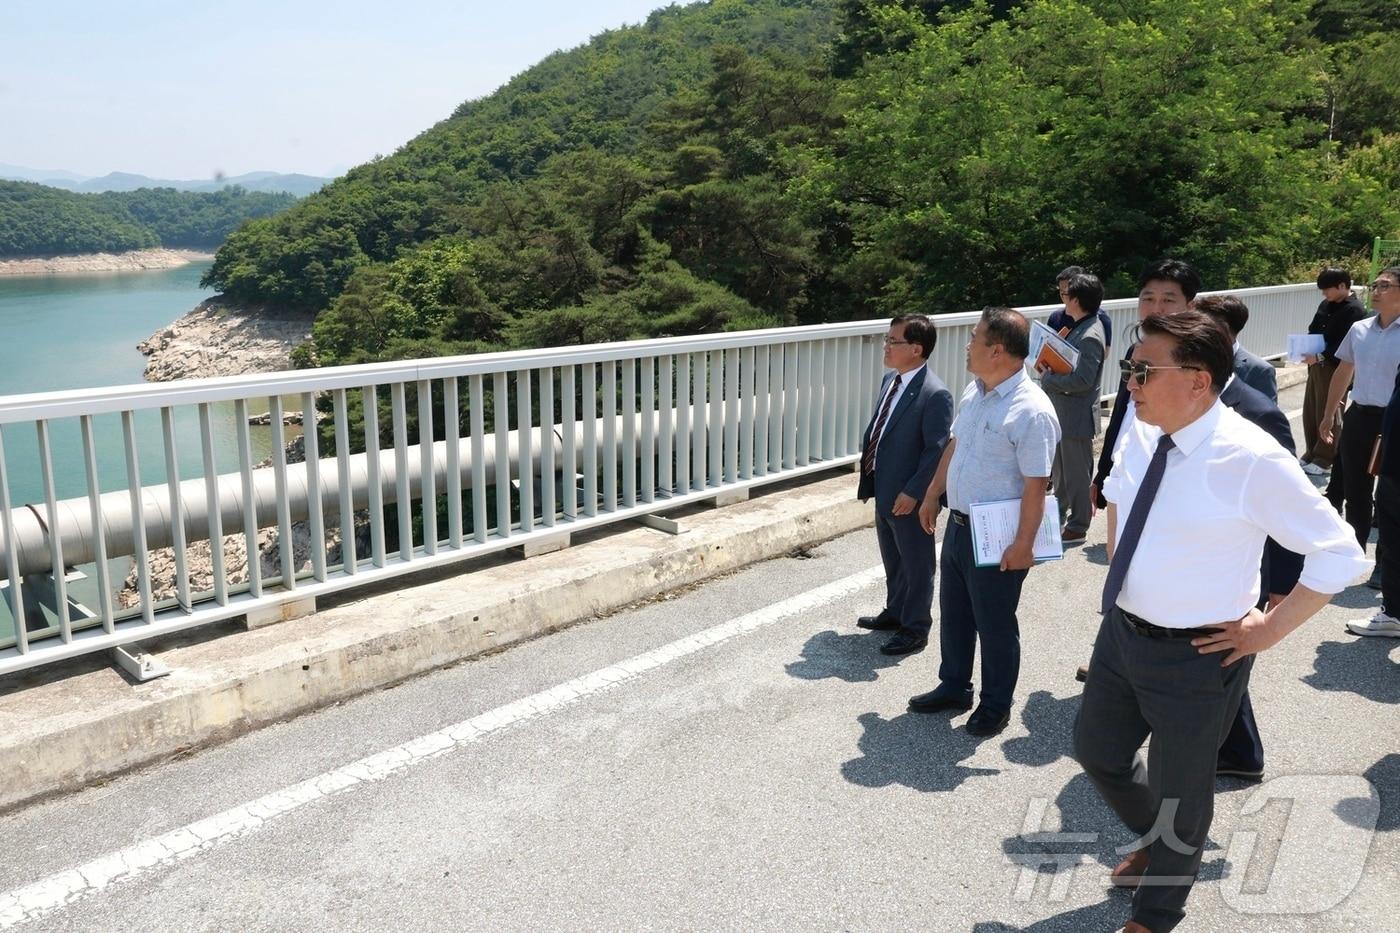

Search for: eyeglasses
xmin=883 ymin=338 xmax=913 ymax=347
xmin=1370 ymin=281 xmax=1397 ymax=293
xmin=1119 ymin=359 xmax=1201 ymax=385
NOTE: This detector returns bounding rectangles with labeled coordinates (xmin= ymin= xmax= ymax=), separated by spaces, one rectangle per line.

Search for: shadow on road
xmin=1301 ymin=637 xmax=1400 ymax=705
xmin=1001 ymin=690 xmax=1080 ymax=768
xmin=840 ymin=710 xmax=999 ymax=792
xmin=1328 ymin=581 xmax=1382 ymax=612
xmin=971 ymin=898 xmax=1126 ymax=932
xmin=785 ymin=629 xmax=907 ymax=683
xmin=1338 ymin=753 xmax=1400 ymax=832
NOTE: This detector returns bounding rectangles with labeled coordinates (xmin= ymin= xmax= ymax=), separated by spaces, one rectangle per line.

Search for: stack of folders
xmin=1028 ymin=320 xmax=1080 ymax=376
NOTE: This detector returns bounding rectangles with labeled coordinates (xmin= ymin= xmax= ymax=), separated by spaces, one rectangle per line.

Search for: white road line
xmin=1285 ymin=407 xmax=1303 ymax=421
xmin=0 ymin=563 xmax=886 ymax=929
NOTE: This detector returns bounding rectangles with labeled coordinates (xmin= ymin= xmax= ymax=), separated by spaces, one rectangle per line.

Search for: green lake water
xmin=0 ymin=262 xmax=277 ymax=509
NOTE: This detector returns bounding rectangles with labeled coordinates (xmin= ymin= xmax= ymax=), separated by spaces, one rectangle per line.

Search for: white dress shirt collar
xmin=1164 ymin=399 xmax=1223 ymax=459
xmin=893 ymin=362 xmax=927 ymax=385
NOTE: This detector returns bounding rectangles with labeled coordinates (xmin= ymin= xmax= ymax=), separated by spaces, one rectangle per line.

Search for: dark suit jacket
xmin=1233 ymin=346 xmax=1277 ymax=402
xmin=856 ymin=366 xmax=955 ymax=511
xmin=1381 ymin=365 xmax=1400 ymax=479
xmin=1219 ymin=377 xmax=1304 ymax=596
xmin=1092 ymin=348 xmax=1135 ymax=504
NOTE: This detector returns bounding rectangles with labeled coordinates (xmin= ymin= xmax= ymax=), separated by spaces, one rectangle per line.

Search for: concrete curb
xmin=0 ymin=469 xmax=872 ymax=814
xmin=1276 ymin=362 xmax=1308 ymax=392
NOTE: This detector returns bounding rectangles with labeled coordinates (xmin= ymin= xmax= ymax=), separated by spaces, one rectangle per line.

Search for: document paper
xmin=1286 ymin=334 xmax=1325 ymax=363
xmin=969 ymin=495 xmax=1064 ymax=568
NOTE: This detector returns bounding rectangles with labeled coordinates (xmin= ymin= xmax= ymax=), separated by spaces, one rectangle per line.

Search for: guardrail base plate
xmin=110 ymin=645 xmax=171 ymax=683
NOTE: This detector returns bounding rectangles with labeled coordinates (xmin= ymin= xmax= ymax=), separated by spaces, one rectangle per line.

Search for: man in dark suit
xmin=1194 ymin=294 xmax=1277 ymax=401
xmin=1091 ymin=259 xmax=1202 ymax=512
xmin=856 ymin=314 xmax=955 ymax=657
xmin=1213 ymin=372 xmax=1303 ymax=780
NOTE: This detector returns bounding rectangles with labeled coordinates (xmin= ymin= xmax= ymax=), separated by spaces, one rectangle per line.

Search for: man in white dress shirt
xmin=1073 ymin=310 xmax=1369 ymax=933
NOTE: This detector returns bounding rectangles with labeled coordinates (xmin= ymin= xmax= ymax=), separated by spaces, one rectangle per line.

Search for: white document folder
xmin=969 ymin=495 xmax=1064 ymax=568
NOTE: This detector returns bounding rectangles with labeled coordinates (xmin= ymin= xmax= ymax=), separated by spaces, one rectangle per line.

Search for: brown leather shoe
xmin=1075 ymin=664 xmax=1089 ymax=683
xmin=1121 ymin=922 xmax=1151 ymax=933
xmin=1110 ymin=849 xmax=1150 ymax=889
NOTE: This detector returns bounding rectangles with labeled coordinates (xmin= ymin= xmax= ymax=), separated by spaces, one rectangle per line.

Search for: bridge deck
xmin=0 ymin=380 xmax=1395 ymax=931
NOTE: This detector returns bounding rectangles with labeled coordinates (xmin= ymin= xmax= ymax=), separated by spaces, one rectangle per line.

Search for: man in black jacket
xmin=1302 ymin=267 xmax=1366 ymax=477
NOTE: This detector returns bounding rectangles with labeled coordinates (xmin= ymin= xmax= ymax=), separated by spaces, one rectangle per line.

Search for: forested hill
xmin=0 ymin=181 xmax=298 ymax=257
xmin=202 ymin=0 xmax=1400 ymax=370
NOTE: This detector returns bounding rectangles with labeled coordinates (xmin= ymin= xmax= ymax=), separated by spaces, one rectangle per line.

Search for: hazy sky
xmin=0 ymin=0 xmax=675 ymax=180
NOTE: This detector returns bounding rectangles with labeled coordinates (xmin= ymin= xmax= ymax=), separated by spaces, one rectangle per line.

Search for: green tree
xmin=802 ymin=0 xmax=1329 ymax=310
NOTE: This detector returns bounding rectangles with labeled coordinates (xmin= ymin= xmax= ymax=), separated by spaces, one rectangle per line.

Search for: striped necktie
xmin=862 ymin=374 xmax=903 ymax=476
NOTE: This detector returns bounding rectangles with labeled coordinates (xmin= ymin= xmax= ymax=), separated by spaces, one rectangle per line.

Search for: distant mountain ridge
xmin=0 ymin=163 xmax=331 ymax=196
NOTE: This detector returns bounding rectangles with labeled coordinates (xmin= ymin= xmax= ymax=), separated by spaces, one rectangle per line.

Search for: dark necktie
xmin=862 ymin=374 xmax=903 ymax=477
xmin=1100 ymin=434 xmax=1176 ymax=614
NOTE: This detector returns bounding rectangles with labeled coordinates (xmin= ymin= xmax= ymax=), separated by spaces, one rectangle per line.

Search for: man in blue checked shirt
xmin=912 ymin=306 xmax=1061 ymax=737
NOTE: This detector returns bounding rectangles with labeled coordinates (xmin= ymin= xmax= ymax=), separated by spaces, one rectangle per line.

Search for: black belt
xmin=1119 ymin=608 xmax=1216 ymax=640
xmin=950 ymin=509 xmax=969 ymax=526
xmin=1350 ymin=403 xmax=1385 ymax=415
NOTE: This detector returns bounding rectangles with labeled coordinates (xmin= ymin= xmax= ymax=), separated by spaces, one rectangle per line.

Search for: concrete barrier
xmin=0 ymin=469 xmax=870 ymax=813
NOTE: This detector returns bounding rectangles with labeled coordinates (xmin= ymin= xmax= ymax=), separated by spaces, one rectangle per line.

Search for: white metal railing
xmin=0 ymin=282 xmax=1323 ymax=676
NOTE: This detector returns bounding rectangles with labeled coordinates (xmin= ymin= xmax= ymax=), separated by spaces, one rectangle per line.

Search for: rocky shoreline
xmin=137 ymin=298 xmax=316 ymax=381
xmin=120 ymin=297 xmax=321 ymax=604
xmin=0 ymin=248 xmax=213 ymax=276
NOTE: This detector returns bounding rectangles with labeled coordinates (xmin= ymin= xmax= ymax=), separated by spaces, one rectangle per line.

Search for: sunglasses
xmin=1120 ymin=359 xmax=1201 ymax=385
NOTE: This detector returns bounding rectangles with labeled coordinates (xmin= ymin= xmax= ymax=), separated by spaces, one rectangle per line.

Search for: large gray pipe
xmin=0 ymin=413 xmax=688 ymax=579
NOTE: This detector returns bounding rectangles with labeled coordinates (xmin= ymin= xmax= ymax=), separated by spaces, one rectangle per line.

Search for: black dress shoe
xmin=908 ymin=688 xmax=974 ymax=713
xmin=879 ymin=630 xmax=928 ymax=656
xmin=857 ymin=614 xmax=900 ymax=631
xmin=1074 ymin=664 xmax=1089 ymax=683
xmin=965 ymin=705 xmax=1011 ymax=736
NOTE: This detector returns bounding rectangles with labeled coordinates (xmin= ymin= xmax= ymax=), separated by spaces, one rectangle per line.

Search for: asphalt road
xmin=0 ymin=380 xmax=1395 ymax=932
